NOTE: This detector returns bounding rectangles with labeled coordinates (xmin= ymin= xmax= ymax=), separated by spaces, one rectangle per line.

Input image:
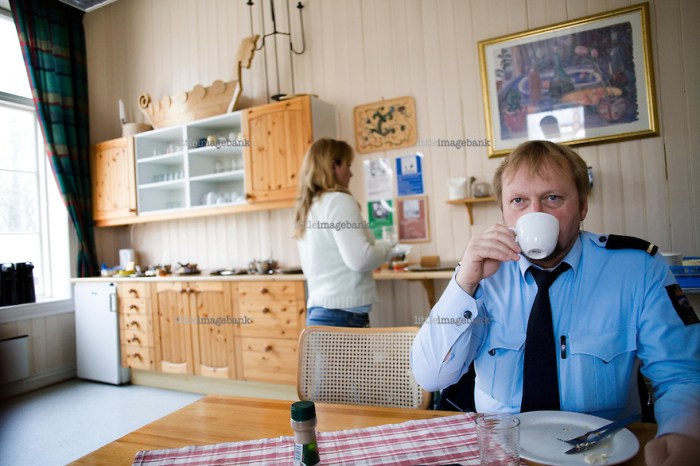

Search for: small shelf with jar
xmin=446 ymin=196 xmax=497 ymax=225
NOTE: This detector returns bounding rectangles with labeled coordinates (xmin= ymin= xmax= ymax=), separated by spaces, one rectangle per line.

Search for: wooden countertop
xmin=70 ymin=273 xmax=307 ymax=283
xmin=71 ymin=269 xmax=454 ymax=283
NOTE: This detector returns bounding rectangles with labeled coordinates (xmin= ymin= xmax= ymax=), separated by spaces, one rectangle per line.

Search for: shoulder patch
xmin=666 ymin=284 xmax=699 ymax=326
xmin=602 ymin=234 xmax=658 ymax=256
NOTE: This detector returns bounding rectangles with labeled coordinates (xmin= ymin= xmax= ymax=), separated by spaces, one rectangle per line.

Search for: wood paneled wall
xmin=85 ymin=0 xmax=700 ymax=327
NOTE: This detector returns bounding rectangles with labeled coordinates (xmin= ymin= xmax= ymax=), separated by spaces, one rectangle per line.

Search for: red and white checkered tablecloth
xmin=132 ymin=412 xmax=482 ymax=465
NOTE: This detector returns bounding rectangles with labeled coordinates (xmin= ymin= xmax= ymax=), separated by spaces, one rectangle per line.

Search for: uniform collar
xmin=518 ymin=232 xmax=583 ymax=279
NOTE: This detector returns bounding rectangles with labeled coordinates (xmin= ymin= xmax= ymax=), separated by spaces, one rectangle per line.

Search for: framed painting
xmin=396 ymin=196 xmax=429 ymax=243
xmin=354 ymin=96 xmax=417 ymax=154
xmin=478 ymin=3 xmax=658 ymax=157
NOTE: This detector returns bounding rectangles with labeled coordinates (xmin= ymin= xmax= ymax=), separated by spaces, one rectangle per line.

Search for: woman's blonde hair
xmin=294 ymin=138 xmax=354 ymax=238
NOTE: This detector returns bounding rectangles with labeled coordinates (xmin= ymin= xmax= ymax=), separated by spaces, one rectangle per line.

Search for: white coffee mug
xmin=513 ymin=212 xmax=559 ymax=260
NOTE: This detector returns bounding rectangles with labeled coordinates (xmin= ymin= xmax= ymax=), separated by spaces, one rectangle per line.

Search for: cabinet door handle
xmin=129 ymin=304 xmax=138 ymax=310
xmin=129 ymin=208 xmax=137 ymax=213
xmin=129 ymin=320 xmax=140 ymax=328
xmin=259 ymin=287 xmax=269 ymax=295
xmin=261 ymin=307 xmax=270 ymax=314
xmin=180 ymin=288 xmax=188 ymax=294
xmin=263 ymin=344 xmax=273 ymax=352
xmin=128 ymin=336 xmax=141 ymax=344
xmin=133 ymin=352 xmax=142 ymax=360
xmin=129 ymin=289 xmax=139 ymax=297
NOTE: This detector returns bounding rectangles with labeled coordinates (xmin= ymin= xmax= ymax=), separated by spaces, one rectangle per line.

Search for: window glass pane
xmin=0 ymin=170 xmax=39 ymax=233
xmin=0 ymin=104 xmax=37 ymax=172
xmin=0 ymin=14 xmax=32 ymax=98
xmin=0 ymin=10 xmax=70 ymax=303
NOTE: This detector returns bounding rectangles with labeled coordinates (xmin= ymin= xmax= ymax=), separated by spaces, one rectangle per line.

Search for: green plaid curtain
xmin=10 ymin=0 xmax=98 ymax=277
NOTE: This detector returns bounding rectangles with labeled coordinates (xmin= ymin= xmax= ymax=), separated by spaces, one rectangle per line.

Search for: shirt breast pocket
xmin=565 ymin=328 xmax=637 ymax=412
xmin=475 ymin=323 xmax=526 ymax=406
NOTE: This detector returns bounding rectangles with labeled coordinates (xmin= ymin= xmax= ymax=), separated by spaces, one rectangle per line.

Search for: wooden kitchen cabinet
xmin=188 ymin=281 xmax=237 ymax=379
xmin=115 ymin=278 xmax=305 ymax=386
xmin=151 ymin=281 xmax=237 ymax=379
xmin=90 ymin=98 xmax=334 ymax=226
xmin=242 ymin=96 xmax=335 ymax=203
xmin=234 ymin=281 xmax=306 ymax=384
xmin=151 ymin=282 xmax=195 ymax=375
xmin=117 ymin=282 xmax=156 ymax=370
xmin=91 ymin=137 xmax=137 ymax=226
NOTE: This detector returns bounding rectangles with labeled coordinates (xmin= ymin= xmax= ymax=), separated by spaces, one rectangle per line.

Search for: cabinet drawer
xmin=237 ymin=300 xmax=304 ymax=338
xmin=120 ymin=326 xmax=151 ymax=347
xmin=118 ymin=283 xmax=149 ymax=300
xmin=239 ymin=337 xmax=298 ymax=384
xmin=119 ymin=298 xmax=149 ymax=315
xmin=237 ymin=281 xmax=304 ymax=302
xmin=120 ymin=312 xmax=151 ymax=332
xmin=122 ymin=345 xmax=154 ymax=370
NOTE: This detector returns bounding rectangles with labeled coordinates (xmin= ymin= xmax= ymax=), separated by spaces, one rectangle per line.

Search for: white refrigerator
xmin=74 ymin=282 xmax=130 ymax=384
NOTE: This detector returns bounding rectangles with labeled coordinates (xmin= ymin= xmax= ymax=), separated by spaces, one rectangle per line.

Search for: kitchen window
xmin=0 ymin=8 xmax=72 ymax=306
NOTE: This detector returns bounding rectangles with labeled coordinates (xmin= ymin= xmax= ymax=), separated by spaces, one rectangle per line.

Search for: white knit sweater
xmin=297 ymin=192 xmax=393 ymax=310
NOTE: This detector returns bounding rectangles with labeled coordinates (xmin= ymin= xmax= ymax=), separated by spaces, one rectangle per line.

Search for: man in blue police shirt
xmin=411 ymin=141 xmax=700 ymax=465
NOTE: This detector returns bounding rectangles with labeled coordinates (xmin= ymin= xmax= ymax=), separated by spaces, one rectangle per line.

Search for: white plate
xmin=517 ymin=411 xmax=639 ymax=465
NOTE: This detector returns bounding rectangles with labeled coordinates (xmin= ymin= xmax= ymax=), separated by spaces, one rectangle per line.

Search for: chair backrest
xmin=297 ymin=326 xmax=431 ymax=409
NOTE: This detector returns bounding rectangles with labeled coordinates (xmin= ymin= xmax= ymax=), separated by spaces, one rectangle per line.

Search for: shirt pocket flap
xmin=568 ymin=328 xmax=637 ymax=363
xmin=486 ymin=322 xmax=526 ymax=352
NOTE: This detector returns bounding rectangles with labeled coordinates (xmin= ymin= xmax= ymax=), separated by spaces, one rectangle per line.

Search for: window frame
xmin=0 ymin=6 xmax=75 ymax=322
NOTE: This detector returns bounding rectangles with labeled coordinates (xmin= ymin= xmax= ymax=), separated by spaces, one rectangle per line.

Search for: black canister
xmin=15 ymin=262 xmax=36 ymax=304
xmin=0 ymin=263 xmax=18 ymax=307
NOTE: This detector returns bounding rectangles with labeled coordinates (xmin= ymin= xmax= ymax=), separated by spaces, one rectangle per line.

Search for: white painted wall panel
xmin=86 ymin=0 xmax=700 ymax=326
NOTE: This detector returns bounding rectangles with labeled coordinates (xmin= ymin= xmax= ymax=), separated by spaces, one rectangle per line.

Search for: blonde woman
xmin=294 ymin=139 xmax=394 ymax=327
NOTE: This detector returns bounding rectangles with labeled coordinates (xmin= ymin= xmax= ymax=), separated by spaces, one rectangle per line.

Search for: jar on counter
xmin=290 ymin=400 xmax=320 ymax=466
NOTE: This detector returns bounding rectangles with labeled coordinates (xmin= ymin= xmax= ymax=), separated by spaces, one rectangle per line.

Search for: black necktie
xmin=521 ymin=263 xmax=570 ymax=412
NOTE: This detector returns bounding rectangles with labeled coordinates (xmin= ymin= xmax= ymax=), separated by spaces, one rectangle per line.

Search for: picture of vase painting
xmin=479 ymin=4 xmax=658 ymax=157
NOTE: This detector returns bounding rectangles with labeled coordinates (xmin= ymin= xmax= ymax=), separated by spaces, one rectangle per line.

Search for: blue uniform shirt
xmin=411 ymin=231 xmax=700 ymax=441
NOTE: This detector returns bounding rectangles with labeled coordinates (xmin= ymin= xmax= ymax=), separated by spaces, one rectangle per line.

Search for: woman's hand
xmin=455 ymin=223 xmax=521 ymax=295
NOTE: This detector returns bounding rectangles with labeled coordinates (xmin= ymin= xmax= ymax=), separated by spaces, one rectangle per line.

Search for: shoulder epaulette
xmin=601 ymin=234 xmax=658 ymax=256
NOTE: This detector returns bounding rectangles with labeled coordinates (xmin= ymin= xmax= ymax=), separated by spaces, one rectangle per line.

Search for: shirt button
xmin=599 ymin=235 xmax=607 ymax=242
xmin=463 ymin=310 xmax=472 ymax=320
xmin=488 ymin=349 xmax=496 ymax=356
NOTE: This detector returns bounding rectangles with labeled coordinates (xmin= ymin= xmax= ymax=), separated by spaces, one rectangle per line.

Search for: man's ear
xmin=579 ymin=197 xmax=589 ymax=221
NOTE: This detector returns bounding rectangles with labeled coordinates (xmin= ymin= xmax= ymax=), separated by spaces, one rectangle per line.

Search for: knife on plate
xmin=564 ymin=414 xmax=641 ymax=455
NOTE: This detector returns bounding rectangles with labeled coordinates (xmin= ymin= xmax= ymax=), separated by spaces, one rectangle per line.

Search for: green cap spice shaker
xmin=290 ymin=400 xmax=320 ymax=465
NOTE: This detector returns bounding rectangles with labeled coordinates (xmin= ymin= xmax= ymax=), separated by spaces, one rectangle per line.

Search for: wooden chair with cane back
xmin=297 ymin=326 xmax=431 ymax=409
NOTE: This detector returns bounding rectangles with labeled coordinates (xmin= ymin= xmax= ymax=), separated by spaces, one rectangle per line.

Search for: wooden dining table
xmin=71 ymin=395 xmax=657 ymax=465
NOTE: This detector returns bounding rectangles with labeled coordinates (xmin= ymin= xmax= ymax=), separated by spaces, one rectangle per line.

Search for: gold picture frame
xmin=478 ymin=2 xmax=658 ymax=157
